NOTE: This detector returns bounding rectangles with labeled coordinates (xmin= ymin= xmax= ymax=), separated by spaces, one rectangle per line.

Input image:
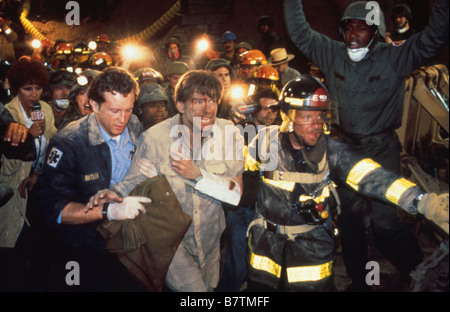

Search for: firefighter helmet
xmin=55 ymin=42 xmax=73 ymax=55
xmin=254 ymin=64 xmax=279 ymax=81
xmin=339 ymin=1 xmax=386 ymax=39
xmin=240 ymin=49 xmax=267 ymax=66
xmin=96 ymin=34 xmax=110 ymax=43
xmin=89 ymin=52 xmax=112 ymax=70
xmin=133 ymin=67 xmax=163 ymax=85
xmin=276 ymin=75 xmax=334 ymax=133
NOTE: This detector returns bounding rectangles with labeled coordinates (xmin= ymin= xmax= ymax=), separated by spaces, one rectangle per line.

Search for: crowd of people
xmin=0 ymin=0 xmax=449 ymax=293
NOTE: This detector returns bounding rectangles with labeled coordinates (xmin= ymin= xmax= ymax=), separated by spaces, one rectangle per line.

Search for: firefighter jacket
xmin=37 ymin=113 xmax=142 ymax=250
xmin=246 ymin=127 xmax=424 ymax=291
xmin=284 ymin=0 xmax=449 ymax=137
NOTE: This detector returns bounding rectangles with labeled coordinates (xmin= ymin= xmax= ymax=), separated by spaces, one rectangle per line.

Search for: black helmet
xmin=391 ymin=4 xmax=412 ymax=22
xmin=49 ymin=70 xmax=76 ymax=88
xmin=275 ymin=75 xmax=334 ymax=133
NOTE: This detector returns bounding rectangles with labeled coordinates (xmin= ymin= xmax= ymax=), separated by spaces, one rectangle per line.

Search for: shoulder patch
xmin=392 ymin=40 xmax=406 ymax=47
xmin=47 ymin=147 xmax=63 ymax=168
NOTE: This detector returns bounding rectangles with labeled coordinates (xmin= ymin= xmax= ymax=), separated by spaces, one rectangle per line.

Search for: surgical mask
xmin=347 ymin=47 xmax=370 ymax=62
xmin=397 ymin=26 xmax=409 ymax=34
xmin=53 ymin=99 xmax=70 ymax=111
xmin=347 ymin=36 xmax=375 ymax=63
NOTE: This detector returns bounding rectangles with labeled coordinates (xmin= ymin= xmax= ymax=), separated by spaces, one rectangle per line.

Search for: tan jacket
xmin=0 ymin=97 xmax=57 ymax=247
xmin=0 ymin=24 xmax=17 ymax=62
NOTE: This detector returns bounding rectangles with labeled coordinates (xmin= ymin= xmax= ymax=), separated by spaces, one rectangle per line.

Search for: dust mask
xmin=347 ymin=47 xmax=370 ymax=62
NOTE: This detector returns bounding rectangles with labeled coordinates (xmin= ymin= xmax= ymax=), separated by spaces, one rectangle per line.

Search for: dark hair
xmin=88 ymin=67 xmax=138 ymax=105
xmin=175 ymin=70 xmax=223 ymax=104
xmin=253 ymin=88 xmax=279 ymax=103
xmin=6 ymin=57 xmax=49 ymax=95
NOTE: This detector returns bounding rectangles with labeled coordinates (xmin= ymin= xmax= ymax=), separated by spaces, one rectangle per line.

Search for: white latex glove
xmin=107 ymin=196 xmax=151 ymax=221
xmin=136 ymin=158 xmax=158 ymax=178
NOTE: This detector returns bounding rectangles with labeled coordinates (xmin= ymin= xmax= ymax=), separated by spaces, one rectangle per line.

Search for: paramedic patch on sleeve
xmin=47 ymin=147 xmax=63 ymax=168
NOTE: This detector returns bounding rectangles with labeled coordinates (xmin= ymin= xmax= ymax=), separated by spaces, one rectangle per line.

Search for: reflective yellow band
xmin=249 ymin=252 xmax=282 ymax=278
xmin=385 ymin=178 xmax=416 ymax=205
xmin=299 ymin=185 xmax=331 ymax=204
xmin=346 ymin=158 xmax=381 ymax=191
xmin=287 ymin=260 xmax=333 ymax=283
xmin=262 ymin=176 xmax=295 ymax=192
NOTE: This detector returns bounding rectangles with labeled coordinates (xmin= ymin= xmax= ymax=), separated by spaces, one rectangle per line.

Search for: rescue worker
xmin=386 ymin=4 xmax=416 ymax=44
xmin=245 ymin=76 xmax=449 ymax=292
xmin=89 ymin=52 xmax=113 ymax=71
xmin=253 ymin=64 xmax=281 ymax=96
xmin=236 ymin=49 xmax=267 ymax=82
xmin=205 ymin=58 xmax=235 ymax=120
xmin=46 ymin=69 xmax=76 ymax=130
xmin=135 ymin=83 xmax=170 ymax=130
xmin=284 ymin=0 xmax=449 ymax=291
xmin=58 ymin=69 xmax=102 ymax=130
xmin=94 ymin=34 xmax=110 ymax=53
xmin=220 ymin=31 xmax=238 ymax=62
xmin=36 ymin=67 xmax=146 ymax=291
xmin=133 ymin=67 xmax=163 ymax=87
xmin=256 ymin=15 xmax=282 ymax=58
xmin=161 ymin=37 xmax=195 ymax=74
xmin=163 ymin=61 xmax=189 ymax=117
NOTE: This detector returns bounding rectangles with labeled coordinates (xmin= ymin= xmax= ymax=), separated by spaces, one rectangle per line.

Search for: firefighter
xmin=245 ymin=76 xmax=449 ymax=291
xmin=236 ymin=49 xmax=267 ymax=82
xmin=253 ymin=64 xmax=281 ymax=96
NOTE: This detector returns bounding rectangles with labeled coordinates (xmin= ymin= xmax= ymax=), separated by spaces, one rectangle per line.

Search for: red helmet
xmin=56 ymin=43 xmax=73 ymax=55
xmin=96 ymin=34 xmax=110 ymax=43
xmin=89 ymin=52 xmax=113 ymax=70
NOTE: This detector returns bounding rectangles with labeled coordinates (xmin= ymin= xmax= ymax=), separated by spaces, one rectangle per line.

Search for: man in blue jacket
xmin=37 ymin=67 xmax=148 ymax=291
xmin=284 ymin=0 xmax=449 ymax=290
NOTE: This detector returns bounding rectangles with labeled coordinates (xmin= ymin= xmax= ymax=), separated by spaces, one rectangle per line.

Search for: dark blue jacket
xmin=37 ymin=113 xmax=142 ymax=250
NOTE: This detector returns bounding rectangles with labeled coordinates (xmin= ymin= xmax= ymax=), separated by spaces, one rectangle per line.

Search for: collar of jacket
xmin=87 ymin=113 xmax=142 ymax=147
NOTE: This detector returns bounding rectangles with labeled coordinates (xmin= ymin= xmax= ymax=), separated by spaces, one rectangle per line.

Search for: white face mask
xmin=397 ymin=26 xmax=409 ymax=34
xmin=53 ymin=99 xmax=70 ymax=111
xmin=347 ymin=47 xmax=370 ymax=62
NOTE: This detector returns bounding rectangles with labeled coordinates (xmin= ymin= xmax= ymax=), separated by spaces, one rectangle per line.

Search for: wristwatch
xmin=193 ymin=175 xmax=203 ymax=185
xmin=102 ymin=203 xmax=109 ymax=220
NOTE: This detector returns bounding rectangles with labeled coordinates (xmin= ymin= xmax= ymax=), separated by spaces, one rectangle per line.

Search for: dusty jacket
xmin=0 ymin=97 xmax=56 ymax=247
xmin=37 ymin=113 xmax=142 ymax=250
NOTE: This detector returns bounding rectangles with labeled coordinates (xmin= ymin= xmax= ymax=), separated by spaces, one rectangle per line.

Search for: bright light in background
xmin=196 ymin=39 xmax=209 ymax=53
xmin=231 ymin=85 xmax=245 ymax=100
xmin=88 ymin=41 xmax=97 ymax=50
xmin=31 ymin=39 xmax=41 ymax=49
xmin=122 ymin=44 xmax=144 ymax=61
